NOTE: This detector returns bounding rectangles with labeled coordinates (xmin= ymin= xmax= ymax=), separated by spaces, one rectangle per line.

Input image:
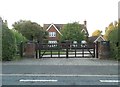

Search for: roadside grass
xmin=12 ymin=55 xmax=23 ymax=61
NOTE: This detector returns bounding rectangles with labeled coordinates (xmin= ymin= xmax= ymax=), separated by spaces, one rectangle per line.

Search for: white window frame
xmin=48 ymin=41 xmax=57 ymax=47
xmin=48 ymin=41 xmax=57 ymax=44
xmin=49 ymin=32 xmax=56 ymax=37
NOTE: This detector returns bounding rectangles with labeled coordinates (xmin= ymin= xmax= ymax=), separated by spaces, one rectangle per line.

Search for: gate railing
xmin=18 ymin=41 xmax=99 ymax=58
xmin=35 ymin=43 xmax=96 ymax=58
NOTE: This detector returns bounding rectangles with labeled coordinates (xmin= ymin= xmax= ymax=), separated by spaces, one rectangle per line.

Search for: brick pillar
xmin=99 ymin=41 xmax=110 ymax=59
xmin=25 ymin=42 xmax=35 ymax=58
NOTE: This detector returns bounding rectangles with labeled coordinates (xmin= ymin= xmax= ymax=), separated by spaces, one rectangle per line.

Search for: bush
xmin=11 ymin=29 xmax=28 ymax=56
xmin=11 ymin=29 xmax=27 ymax=44
xmin=110 ymin=42 xmax=120 ymax=60
xmin=2 ymin=23 xmax=16 ymax=61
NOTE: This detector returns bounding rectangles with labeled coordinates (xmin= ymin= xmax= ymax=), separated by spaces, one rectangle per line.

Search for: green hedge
xmin=11 ymin=29 xmax=28 ymax=57
xmin=11 ymin=29 xmax=27 ymax=44
xmin=110 ymin=42 xmax=120 ymax=60
xmin=2 ymin=24 xmax=16 ymax=61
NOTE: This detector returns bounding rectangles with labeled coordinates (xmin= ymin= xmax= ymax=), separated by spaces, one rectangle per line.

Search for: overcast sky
xmin=0 ymin=0 xmax=119 ymax=36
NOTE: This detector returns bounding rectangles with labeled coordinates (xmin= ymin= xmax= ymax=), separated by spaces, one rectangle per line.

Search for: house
xmin=43 ymin=21 xmax=89 ymax=43
xmin=88 ymin=35 xmax=105 ymax=43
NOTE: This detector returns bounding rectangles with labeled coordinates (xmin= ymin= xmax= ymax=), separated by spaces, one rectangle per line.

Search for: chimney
xmin=84 ymin=20 xmax=87 ymax=26
xmin=5 ymin=20 xmax=8 ymax=26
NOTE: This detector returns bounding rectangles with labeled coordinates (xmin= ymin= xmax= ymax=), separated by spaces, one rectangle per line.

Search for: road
xmin=1 ymin=58 xmax=119 ymax=86
xmin=2 ymin=65 xmax=119 ymax=86
xmin=2 ymin=74 xmax=118 ymax=85
xmin=2 ymin=65 xmax=118 ymax=75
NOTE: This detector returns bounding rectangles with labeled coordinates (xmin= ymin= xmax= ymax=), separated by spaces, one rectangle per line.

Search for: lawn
xmin=40 ymin=50 xmax=66 ymax=55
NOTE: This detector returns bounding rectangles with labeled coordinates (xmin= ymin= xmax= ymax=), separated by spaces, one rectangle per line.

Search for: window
xmin=81 ymin=29 xmax=87 ymax=34
xmin=49 ymin=32 xmax=56 ymax=37
xmin=48 ymin=41 xmax=57 ymax=44
xmin=48 ymin=41 xmax=57 ymax=47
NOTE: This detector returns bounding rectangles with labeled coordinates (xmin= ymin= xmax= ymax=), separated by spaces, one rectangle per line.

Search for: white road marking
xmin=19 ymin=79 xmax=58 ymax=82
xmin=100 ymin=80 xmax=120 ymax=83
xmin=1 ymin=74 xmax=118 ymax=77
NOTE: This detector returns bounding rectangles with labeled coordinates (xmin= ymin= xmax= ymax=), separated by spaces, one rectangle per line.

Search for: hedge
xmin=2 ymin=23 xmax=16 ymax=61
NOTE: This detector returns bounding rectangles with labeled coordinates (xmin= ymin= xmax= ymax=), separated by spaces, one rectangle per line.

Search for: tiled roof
xmin=88 ymin=35 xmax=105 ymax=42
xmin=88 ymin=36 xmax=98 ymax=42
xmin=43 ymin=24 xmax=65 ymax=31
xmin=43 ymin=23 xmax=89 ymax=36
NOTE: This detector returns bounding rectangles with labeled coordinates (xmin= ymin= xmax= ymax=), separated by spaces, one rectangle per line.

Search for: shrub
xmin=11 ymin=29 xmax=28 ymax=56
xmin=2 ymin=23 xmax=16 ymax=61
xmin=11 ymin=29 xmax=27 ymax=44
xmin=110 ymin=42 xmax=120 ymax=60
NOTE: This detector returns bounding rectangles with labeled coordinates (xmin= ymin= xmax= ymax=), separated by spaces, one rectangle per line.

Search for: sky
xmin=0 ymin=0 xmax=119 ymax=36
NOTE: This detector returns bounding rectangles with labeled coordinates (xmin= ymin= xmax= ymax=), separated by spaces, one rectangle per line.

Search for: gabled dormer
xmin=46 ymin=23 xmax=62 ymax=36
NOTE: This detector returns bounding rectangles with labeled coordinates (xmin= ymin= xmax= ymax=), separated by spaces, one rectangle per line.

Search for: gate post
xmin=93 ymin=43 xmax=95 ymax=58
xmin=24 ymin=41 xmax=35 ymax=58
xmin=20 ymin=41 xmax=23 ymax=57
xmin=35 ymin=42 xmax=38 ymax=59
xmin=39 ymin=42 xmax=41 ymax=58
xmin=58 ymin=43 xmax=60 ymax=58
xmin=99 ymin=41 xmax=110 ymax=59
xmin=82 ymin=48 xmax=84 ymax=57
xmin=66 ymin=43 xmax=68 ymax=58
xmin=75 ymin=44 xmax=76 ymax=57
xmin=96 ymin=41 xmax=98 ymax=58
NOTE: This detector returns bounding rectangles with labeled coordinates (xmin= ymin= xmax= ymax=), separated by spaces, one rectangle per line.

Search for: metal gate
xmin=35 ymin=43 xmax=97 ymax=58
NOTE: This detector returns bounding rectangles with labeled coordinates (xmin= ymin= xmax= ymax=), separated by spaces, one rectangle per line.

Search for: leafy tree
xmin=104 ymin=22 xmax=116 ymax=40
xmin=92 ymin=30 xmax=102 ymax=36
xmin=104 ymin=20 xmax=120 ymax=60
xmin=108 ymin=28 xmax=118 ymax=42
xmin=12 ymin=20 xmax=48 ymax=42
xmin=11 ymin=29 xmax=28 ymax=44
xmin=2 ymin=22 xmax=16 ymax=61
xmin=59 ymin=22 xmax=85 ymax=42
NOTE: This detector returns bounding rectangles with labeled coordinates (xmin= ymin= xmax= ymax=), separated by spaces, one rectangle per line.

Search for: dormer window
xmin=49 ymin=32 xmax=56 ymax=37
xmin=81 ymin=29 xmax=87 ymax=34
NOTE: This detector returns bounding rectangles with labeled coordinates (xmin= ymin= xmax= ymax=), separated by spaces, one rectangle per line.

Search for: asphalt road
xmin=2 ymin=65 xmax=118 ymax=75
xmin=2 ymin=65 xmax=119 ymax=86
xmin=2 ymin=75 xmax=118 ymax=85
xmin=1 ymin=58 xmax=119 ymax=86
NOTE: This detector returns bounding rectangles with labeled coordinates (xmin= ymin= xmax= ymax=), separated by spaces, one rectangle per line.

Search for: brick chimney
xmin=5 ymin=20 xmax=8 ymax=26
xmin=84 ymin=20 xmax=87 ymax=26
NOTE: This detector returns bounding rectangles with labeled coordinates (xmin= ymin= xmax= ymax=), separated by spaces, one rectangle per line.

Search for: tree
xmin=104 ymin=22 xmax=116 ymax=40
xmin=2 ymin=22 xmax=16 ymax=61
xmin=12 ymin=20 xmax=48 ymax=42
xmin=11 ymin=29 xmax=28 ymax=44
xmin=59 ymin=22 xmax=85 ymax=42
xmin=104 ymin=20 xmax=120 ymax=59
xmin=92 ymin=30 xmax=102 ymax=36
xmin=108 ymin=28 xmax=118 ymax=42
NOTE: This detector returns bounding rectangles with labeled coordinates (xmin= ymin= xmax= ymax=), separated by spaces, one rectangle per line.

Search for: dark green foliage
xmin=110 ymin=43 xmax=120 ymax=60
xmin=60 ymin=22 xmax=85 ymax=42
xmin=12 ymin=20 xmax=48 ymax=42
xmin=11 ymin=29 xmax=28 ymax=57
xmin=2 ymin=23 xmax=16 ymax=61
xmin=11 ymin=29 xmax=27 ymax=44
xmin=107 ymin=20 xmax=120 ymax=60
xmin=108 ymin=28 xmax=118 ymax=42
